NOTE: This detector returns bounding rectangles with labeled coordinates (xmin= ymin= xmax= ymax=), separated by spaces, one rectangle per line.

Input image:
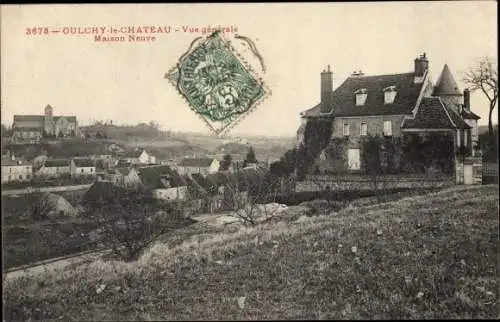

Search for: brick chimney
xmin=320 ymin=65 xmax=333 ymax=113
xmin=463 ymin=88 xmax=471 ymax=112
xmin=414 ymin=53 xmax=429 ymax=83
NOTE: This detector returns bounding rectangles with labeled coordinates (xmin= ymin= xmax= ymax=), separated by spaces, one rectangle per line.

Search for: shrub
xmin=83 ymin=188 xmax=183 ymax=261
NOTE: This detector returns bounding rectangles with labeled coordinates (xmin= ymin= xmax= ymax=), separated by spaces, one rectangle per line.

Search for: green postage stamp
xmin=166 ymin=31 xmax=270 ymax=136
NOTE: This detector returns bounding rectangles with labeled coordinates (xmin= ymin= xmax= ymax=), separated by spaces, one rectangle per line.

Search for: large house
xmin=298 ymin=53 xmax=480 ymax=171
xmin=120 ymin=148 xmax=156 ymax=165
xmin=70 ymin=158 xmax=96 ymax=178
xmin=138 ymin=165 xmax=188 ymax=201
xmin=36 ymin=159 xmax=72 ymax=178
xmin=1 ymin=155 xmax=33 ymax=183
xmin=176 ymin=157 xmax=220 ymax=176
xmin=12 ymin=105 xmax=80 ymax=140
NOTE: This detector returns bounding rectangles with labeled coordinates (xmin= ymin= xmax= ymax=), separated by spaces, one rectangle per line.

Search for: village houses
xmin=70 ymin=158 xmax=96 ymax=178
xmin=107 ymin=167 xmax=142 ymax=189
xmin=36 ymin=159 xmax=72 ymax=178
xmin=298 ymin=53 xmax=480 ymax=174
xmin=1 ymin=154 xmax=33 ymax=183
xmin=138 ymin=165 xmax=188 ymax=201
xmin=120 ymin=148 xmax=156 ymax=165
xmin=176 ymin=157 xmax=220 ymax=176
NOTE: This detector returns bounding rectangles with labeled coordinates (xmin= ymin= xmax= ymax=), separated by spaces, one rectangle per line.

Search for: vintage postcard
xmin=1 ymin=2 xmax=498 ymax=321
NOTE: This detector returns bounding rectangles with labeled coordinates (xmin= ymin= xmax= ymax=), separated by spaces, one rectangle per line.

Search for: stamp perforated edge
xmin=166 ymin=31 xmax=272 ymax=137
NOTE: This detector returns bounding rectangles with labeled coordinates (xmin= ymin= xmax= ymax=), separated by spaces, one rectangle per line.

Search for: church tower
xmin=44 ymin=104 xmax=54 ymax=135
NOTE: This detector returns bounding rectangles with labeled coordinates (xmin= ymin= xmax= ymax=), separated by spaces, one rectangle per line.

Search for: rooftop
xmin=432 ymin=64 xmax=462 ymax=96
xmin=45 ymin=159 xmax=71 ymax=167
xmin=302 ymin=72 xmax=425 ymax=118
xmin=1 ymin=156 xmax=31 ymax=167
xmin=73 ymin=159 xmax=95 ymax=167
xmin=178 ymin=158 xmax=216 ymax=167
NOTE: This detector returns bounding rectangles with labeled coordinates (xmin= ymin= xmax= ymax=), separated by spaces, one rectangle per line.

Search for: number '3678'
xmin=26 ymin=27 xmax=49 ymax=35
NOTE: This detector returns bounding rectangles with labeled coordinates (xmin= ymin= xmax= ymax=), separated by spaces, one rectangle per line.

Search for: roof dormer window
xmin=383 ymin=86 xmax=397 ymax=104
xmin=355 ymin=88 xmax=368 ymax=106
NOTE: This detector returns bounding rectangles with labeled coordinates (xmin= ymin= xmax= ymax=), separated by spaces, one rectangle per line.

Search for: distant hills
xmin=478 ymin=125 xmax=498 ymax=135
xmin=45 ymin=124 xmax=297 ymax=161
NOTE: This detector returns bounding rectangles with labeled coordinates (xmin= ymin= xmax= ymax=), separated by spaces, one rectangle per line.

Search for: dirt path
xmin=1 ymin=184 xmax=92 ymax=196
xmin=5 ymin=248 xmax=110 ymax=280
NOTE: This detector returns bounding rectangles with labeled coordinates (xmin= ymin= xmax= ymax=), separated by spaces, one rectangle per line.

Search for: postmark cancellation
xmin=165 ymin=31 xmax=271 ymax=136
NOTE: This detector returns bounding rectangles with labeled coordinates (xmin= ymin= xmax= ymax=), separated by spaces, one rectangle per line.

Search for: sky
xmin=1 ymin=2 xmax=497 ymax=137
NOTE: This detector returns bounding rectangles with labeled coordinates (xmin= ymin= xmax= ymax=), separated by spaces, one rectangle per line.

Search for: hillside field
xmin=3 ymin=184 xmax=498 ymax=320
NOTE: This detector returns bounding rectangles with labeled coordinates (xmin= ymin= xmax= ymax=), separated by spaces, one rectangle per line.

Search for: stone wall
xmin=296 ymin=174 xmax=454 ymax=192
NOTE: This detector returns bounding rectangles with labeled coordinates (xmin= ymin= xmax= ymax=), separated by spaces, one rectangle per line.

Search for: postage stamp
xmin=165 ymin=31 xmax=271 ymax=136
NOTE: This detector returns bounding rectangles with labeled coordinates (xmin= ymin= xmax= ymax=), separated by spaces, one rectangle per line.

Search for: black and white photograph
xmin=1 ymin=2 xmax=498 ymax=320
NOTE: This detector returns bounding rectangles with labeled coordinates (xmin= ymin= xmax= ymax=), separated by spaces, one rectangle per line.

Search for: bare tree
xmin=225 ymin=172 xmax=281 ymax=226
xmin=24 ymin=190 xmax=55 ymax=220
xmin=463 ymin=57 xmax=498 ymax=137
xmin=84 ymin=188 xmax=176 ymax=261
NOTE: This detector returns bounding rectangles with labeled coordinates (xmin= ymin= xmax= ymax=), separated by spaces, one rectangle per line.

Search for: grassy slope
xmin=4 ymin=185 xmax=499 ymax=320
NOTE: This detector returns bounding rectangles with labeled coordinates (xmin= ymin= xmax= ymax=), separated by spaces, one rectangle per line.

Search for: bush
xmin=84 ymin=188 xmax=186 ymax=261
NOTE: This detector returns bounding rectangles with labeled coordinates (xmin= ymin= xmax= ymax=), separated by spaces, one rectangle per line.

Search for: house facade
xmin=36 ymin=159 xmax=72 ymax=178
xmin=12 ymin=105 xmax=79 ymax=140
xmin=299 ymin=53 xmax=480 ymax=173
xmin=1 ymin=155 xmax=33 ymax=183
xmin=70 ymin=158 xmax=96 ymax=178
xmin=107 ymin=167 xmax=142 ymax=189
xmin=121 ymin=149 xmax=156 ymax=165
xmin=176 ymin=158 xmax=220 ymax=176
xmin=138 ymin=165 xmax=187 ymax=201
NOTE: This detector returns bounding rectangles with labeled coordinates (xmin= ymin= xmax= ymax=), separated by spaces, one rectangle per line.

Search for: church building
xmin=12 ymin=105 xmax=80 ymax=140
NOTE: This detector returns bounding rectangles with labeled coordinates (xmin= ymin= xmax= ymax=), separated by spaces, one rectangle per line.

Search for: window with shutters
xmin=383 ymin=121 xmax=392 ymax=137
xmin=343 ymin=123 xmax=350 ymax=136
xmin=360 ymin=122 xmax=367 ymax=136
xmin=355 ymin=88 xmax=368 ymax=106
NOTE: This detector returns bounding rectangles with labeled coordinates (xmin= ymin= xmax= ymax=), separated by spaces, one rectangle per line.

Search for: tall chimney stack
xmin=463 ymin=88 xmax=470 ymax=112
xmin=320 ymin=65 xmax=333 ymax=113
xmin=414 ymin=52 xmax=429 ymax=79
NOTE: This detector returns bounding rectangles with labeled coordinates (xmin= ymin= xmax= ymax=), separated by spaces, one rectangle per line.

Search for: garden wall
xmin=296 ymin=174 xmax=455 ymax=192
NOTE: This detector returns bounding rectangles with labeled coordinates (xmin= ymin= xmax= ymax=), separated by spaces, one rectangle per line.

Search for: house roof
xmin=1 ymin=156 xmax=31 ymax=166
xmin=183 ymin=175 xmax=207 ymax=198
xmin=83 ymin=181 xmax=127 ymax=205
xmin=402 ymin=97 xmax=456 ymax=129
xmin=178 ymin=158 xmax=215 ymax=167
xmin=13 ymin=115 xmax=44 ymax=123
xmin=191 ymin=173 xmax=217 ymax=194
xmin=138 ymin=165 xmax=185 ymax=189
xmin=333 ymin=72 xmax=425 ymax=117
xmin=300 ymin=103 xmax=325 ymax=118
xmin=443 ymin=102 xmax=472 ymax=129
xmin=53 ymin=116 xmax=77 ymax=123
xmin=123 ymin=149 xmax=146 ymax=158
xmin=45 ymin=159 xmax=71 ymax=167
xmin=13 ymin=115 xmax=77 ymax=124
xmin=12 ymin=126 xmax=44 ymax=132
xmin=402 ymin=97 xmax=471 ymax=130
xmin=114 ymin=167 xmax=134 ymax=176
xmin=432 ymin=64 xmax=462 ymax=96
xmin=302 ymin=72 xmax=425 ymax=118
xmin=461 ymin=109 xmax=481 ymax=120
xmin=73 ymin=159 xmax=94 ymax=167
